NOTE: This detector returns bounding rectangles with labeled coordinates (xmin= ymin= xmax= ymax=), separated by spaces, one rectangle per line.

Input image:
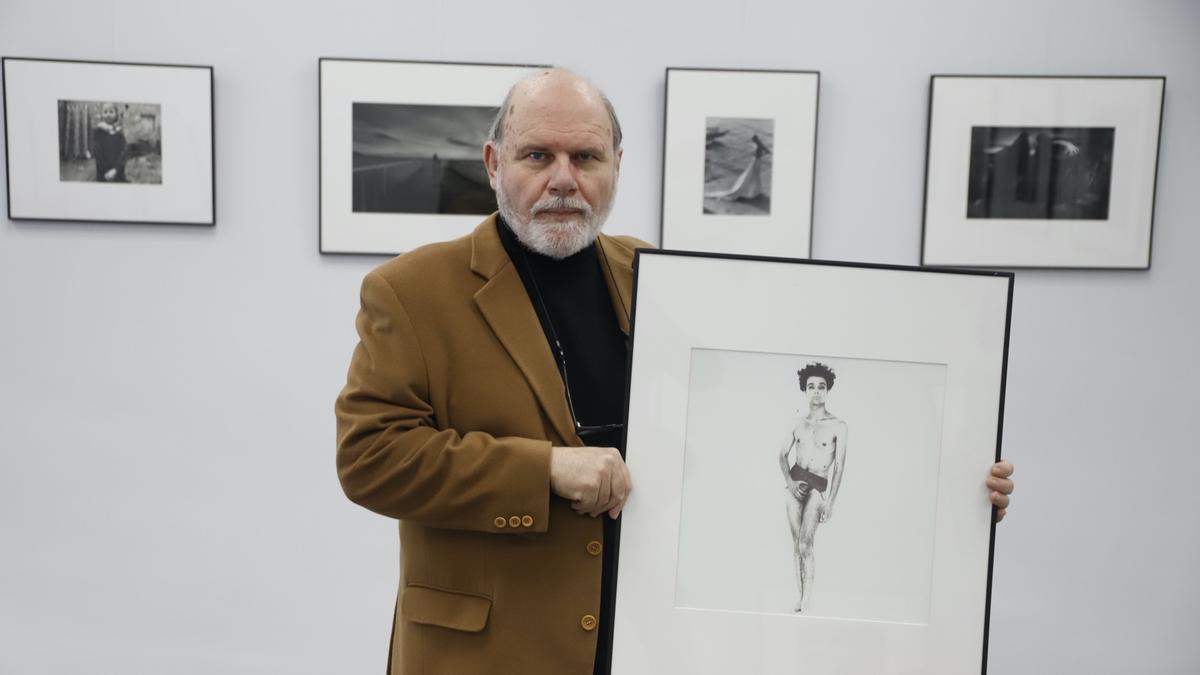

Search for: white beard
xmin=495 ymin=176 xmax=614 ymax=259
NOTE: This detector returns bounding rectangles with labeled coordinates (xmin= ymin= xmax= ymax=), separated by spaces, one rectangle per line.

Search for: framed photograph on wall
xmin=319 ymin=58 xmax=546 ymax=255
xmin=660 ymin=68 xmax=819 ymax=258
xmin=922 ymin=75 xmax=1165 ymax=269
xmin=3 ymin=57 xmax=215 ymax=225
xmin=605 ymin=250 xmax=1012 ymax=675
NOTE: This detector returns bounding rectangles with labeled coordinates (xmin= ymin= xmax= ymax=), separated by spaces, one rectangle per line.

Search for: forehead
xmin=805 ymin=376 xmax=828 ymax=387
xmin=504 ymin=80 xmax=612 ymax=150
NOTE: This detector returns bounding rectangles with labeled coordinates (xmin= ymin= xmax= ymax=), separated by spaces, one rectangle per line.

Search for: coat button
xmin=508 ymin=515 xmax=521 ymax=528
xmin=580 ymin=614 xmax=597 ymax=631
xmin=494 ymin=517 xmax=507 ymax=528
xmin=521 ymin=515 xmax=534 ymax=527
xmin=586 ymin=540 xmax=602 ymax=556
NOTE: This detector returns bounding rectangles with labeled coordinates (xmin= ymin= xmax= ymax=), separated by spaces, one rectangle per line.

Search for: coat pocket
xmin=401 ymin=584 xmax=493 ymax=633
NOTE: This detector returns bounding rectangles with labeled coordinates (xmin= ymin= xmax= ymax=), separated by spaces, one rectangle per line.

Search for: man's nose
xmin=547 ymin=156 xmax=578 ymax=196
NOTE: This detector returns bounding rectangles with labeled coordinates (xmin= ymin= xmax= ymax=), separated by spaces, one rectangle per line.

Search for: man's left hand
xmin=988 ymin=461 xmax=1014 ymax=523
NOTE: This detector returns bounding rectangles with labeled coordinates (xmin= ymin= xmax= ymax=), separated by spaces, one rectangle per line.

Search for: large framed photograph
xmin=660 ymin=68 xmax=819 ymax=258
xmin=3 ymin=57 xmax=215 ymax=225
xmin=607 ymin=251 xmax=1012 ymax=674
xmin=922 ymin=75 xmax=1165 ymax=269
xmin=319 ymin=58 xmax=545 ymax=255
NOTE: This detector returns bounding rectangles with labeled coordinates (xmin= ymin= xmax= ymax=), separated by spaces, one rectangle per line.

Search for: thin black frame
xmin=919 ymin=74 xmax=1166 ymax=271
xmin=659 ymin=67 xmax=820 ymax=258
xmin=601 ymin=248 xmax=1014 ymax=674
xmin=317 ymin=57 xmax=549 ymax=257
xmin=2 ymin=56 xmax=216 ymax=227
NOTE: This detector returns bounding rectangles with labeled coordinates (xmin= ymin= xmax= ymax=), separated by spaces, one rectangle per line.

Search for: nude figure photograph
xmin=674 ymin=349 xmax=945 ymax=623
xmin=780 ymin=362 xmax=847 ymax=613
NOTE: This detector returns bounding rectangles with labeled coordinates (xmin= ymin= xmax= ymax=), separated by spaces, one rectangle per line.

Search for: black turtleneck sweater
xmin=496 ymin=217 xmax=626 ymax=675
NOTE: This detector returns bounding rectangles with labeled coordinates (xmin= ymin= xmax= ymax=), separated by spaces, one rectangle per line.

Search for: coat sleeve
xmin=335 ymin=270 xmax=553 ymax=533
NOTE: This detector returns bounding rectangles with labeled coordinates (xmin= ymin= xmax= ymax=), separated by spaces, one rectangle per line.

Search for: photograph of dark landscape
xmin=352 ymin=102 xmax=496 ymax=215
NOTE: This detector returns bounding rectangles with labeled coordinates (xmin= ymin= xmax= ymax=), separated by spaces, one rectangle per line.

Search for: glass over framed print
xmin=922 ymin=75 xmax=1165 ymax=269
xmin=3 ymin=57 xmax=215 ymax=225
xmin=606 ymin=251 xmax=1012 ymax=675
xmin=319 ymin=58 xmax=545 ymax=255
xmin=660 ymin=68 xmax=819 ymax=258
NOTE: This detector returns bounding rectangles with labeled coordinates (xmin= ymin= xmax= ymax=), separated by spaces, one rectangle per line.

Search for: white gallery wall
xmin=1 ymin=0 xmax=1196 ymax=672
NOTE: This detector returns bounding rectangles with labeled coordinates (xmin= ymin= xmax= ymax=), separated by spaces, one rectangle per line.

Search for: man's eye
xmin=576 ymin=153 xmax=594 ymax=161
xmin=527 ymin=152 xmax=546 ymax=161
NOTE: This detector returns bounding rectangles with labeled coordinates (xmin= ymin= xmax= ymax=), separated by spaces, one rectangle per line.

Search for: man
xmin=779 ymin=362 xmax=846 ymax=613
xmin=336 ymin=68 xmax=1016 ymax=674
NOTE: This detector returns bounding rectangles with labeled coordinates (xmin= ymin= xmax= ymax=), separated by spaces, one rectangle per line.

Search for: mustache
xmin=529 ymin=196 xmax=593 ymax=218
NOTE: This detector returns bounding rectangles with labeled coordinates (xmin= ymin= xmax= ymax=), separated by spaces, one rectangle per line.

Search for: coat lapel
xmin=470 ymin=217 xmax=578 ymax=446
xmin=596 ymin=234 xmax=635 ymax=335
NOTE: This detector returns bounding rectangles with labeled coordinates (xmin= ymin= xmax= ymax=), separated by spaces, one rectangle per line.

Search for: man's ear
xmin=614 ymin=147 xmax=623 ymax=176
xmin=483 ymin=141 xmax=500 ymax=191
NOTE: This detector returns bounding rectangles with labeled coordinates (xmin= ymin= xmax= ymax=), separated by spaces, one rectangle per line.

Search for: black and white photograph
xmin=702 ymin=117 xmax=773 ymax=216
xmin=966 ymin=126 xmax=1113 ymax=220
xmin=661 ymin=68 xmax=818 ymax=257
xmin=923 ymin=75 xmax=1164 ymax=268
xmin=3 ymin=58 xmax=214 ymax=225
xmin=319 ymin=58 xmax=545 ymax=255
xmin=58 ymin=100 xmax=163 ymax=185
xmin=610 ymin=251 xmax=1012 ymax=675
xmin=351 ymin=103 xmax=495 ymax=215
xmin=674 ymin=349 xmax=944 ymax=623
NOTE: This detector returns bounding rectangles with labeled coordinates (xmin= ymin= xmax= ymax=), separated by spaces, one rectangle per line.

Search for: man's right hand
xmin=550 ymin=446 xmax=632 ymax=519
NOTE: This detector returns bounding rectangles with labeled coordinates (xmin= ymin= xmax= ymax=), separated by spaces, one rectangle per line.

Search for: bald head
xmin=482 ymin=68 xmax=622 ymax=259
xmin=487 ymin=68 xmax=622 ymax=153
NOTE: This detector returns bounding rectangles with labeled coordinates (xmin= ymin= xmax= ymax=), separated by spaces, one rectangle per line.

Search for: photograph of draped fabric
xmin=351 ymin=103 xmax=495 ymax=215
xmin=702 ymin=117 xmax=773 ymax=216
xmin=58 ymin=100 xmax=163 ymax=184
xmin=660 ymin=67 xmax=818 ymax=258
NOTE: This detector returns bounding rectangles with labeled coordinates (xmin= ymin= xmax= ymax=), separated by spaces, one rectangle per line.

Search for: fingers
xmin=987 ymin=476 xmax=1014 ymax=495
xmin=572 ymin=472 xmax=607 ymax=517
xmin=589 ymin=469 xmax=612 ymax=517
xmin=792 ymin=482 xmax=810 ymax=500
xmin=991 ymin=461 xmax=1014 ymax=478
xmin=607 ymin=459 xmax=632 ymax=519
xmin=561 ymin=447 xmax=631 ymax=519
xmin=990 ymin=490 xmax=1010 ymax=510
xmin=989 ymin=461 xmax=1013 ymax=522
xmin=596 ymin=450 xmax=631 ymax=518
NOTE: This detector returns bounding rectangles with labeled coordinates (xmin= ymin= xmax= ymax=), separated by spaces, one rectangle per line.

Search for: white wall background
xmin=1 ymin=0 xmax=1196 ymax=673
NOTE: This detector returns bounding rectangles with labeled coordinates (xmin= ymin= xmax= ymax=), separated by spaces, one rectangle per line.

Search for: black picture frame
xmin=317 ymin=57 xmax=547 ymax=256
xmin=660 ymin=67 xmax=820 ymax=258
xmin=921 ymin=75 xmax=1165 ymax=270
xmin=2 ymin=56 xmax=215 ymax=226
xmin=605 ymin=249 xmax=1013 ymax=674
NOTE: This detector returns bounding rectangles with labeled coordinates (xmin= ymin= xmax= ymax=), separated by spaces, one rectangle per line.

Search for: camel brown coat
xmin=336 ymin=215 xmax=647 ymax=674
